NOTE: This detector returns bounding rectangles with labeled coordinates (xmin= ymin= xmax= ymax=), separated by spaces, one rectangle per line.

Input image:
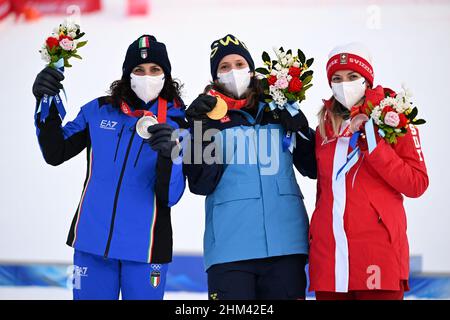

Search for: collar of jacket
xmin=227 ymin=101 xmax=267 ymax=125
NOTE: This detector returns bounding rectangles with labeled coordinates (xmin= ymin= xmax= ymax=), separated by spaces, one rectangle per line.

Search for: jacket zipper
xmin=104 ymin=129 xmax=136 ymax=258
xmin=114 ymin=125 xmax=125 ymax=162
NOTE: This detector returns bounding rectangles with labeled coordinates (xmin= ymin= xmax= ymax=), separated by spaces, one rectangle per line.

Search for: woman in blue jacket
xmin=32 ymin=35 xmax=186 ymax=300
xmin=184 ymin=34 xmax=317 ymax=300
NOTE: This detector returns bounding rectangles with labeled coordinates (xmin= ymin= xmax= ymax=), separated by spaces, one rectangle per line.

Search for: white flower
xmin=293 ymin=61 xmax=300 ymax=68
xmin=370 ymin=106 xmax=383 ymax=126
xmin=278 ymin=69 xmax=288 ymax=78
xmin=273 ymin=47 xmax=281 ymax=57
xmin=275 ymin=63 xmax=282 ymax=71
xmin=401 ymin=83 xmax=413 ymax=98
xmin=68 ymin=31 xmax=77 ymax=39
xmin=395 ymin=101 xmax=410 ymax=114
xmin=39 ymin=47 xmax=51 ymax=63
xmin=269 ymin=86 xmax=287 ymax=107
xmin=281 ymin=57 xmax=288 ymax=66
xmin=380 ymin=97 xmax=396 ymax=108
xmin=63 ymin=18 xmax=77 ymax=31
xmin=287 ymin=56 xmax=295 ymax=66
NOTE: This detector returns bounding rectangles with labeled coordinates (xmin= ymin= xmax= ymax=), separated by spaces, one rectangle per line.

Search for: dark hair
xmin=106 ymin=74 xmax=184 ymax=108
xmin=203 ymin=76 xmax=264 ymax=110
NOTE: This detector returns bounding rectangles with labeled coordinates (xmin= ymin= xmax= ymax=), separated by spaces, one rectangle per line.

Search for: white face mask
xmin=331 ymin=77 xmax=367 ymax=110
xmin=130 ymin=73 xmax=165 ymax=104
xmin=217 ymin=67 xmax=251 ymax=99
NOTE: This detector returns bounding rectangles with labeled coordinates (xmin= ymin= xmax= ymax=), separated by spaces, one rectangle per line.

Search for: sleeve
xmin=364 ymin=124 xmax=429 ymax=198
xmin=293 ymin=127 xmax=317 ymax=179
xmin=154 ymin=153 xmax=186 ymax=207
xmin=154 ymin=115 xmax=187 ymax=207
xmin=314 ymin=130 xmax=323 ymax=208
xmin=35 ymin=101 xmax=89 ymax=166
xmin=183 ymin=120 xmax=224 ymax=196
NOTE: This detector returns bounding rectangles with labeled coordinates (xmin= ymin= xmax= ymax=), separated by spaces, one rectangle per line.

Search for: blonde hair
xmin=318 ymin=98 xmax=350 ymax=139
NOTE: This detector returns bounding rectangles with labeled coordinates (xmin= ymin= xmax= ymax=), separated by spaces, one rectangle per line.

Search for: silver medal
xmin=136 ymin=116 xmax=158 ymax=139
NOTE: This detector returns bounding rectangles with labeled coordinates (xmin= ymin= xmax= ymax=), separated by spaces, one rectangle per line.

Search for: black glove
xmin=185 ymin=94 xmax=217 ymax=121
xmin=147 ymin=123 xmax=180 ymax=158
xmin=32 ymin=66 xmax=65 ymax=100
xmin=278 ymin=108 xmax=309 ymax=134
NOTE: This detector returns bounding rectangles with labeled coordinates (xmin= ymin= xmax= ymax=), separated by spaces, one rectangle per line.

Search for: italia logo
xmin=140 ymin=49 xmax=148 ymax=59
xmin=150 ymin=270 xmax=161 ymax=288
xmin=139 ymin=36 xmax=150 ymax=59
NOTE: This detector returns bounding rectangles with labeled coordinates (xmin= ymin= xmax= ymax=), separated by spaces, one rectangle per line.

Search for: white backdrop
xmin=0 ymin=0 xmax=449 ymax=273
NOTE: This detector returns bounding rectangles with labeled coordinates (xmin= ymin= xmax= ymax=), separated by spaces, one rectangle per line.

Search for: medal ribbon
xmin=38 ymin=58 xmax=67 ymax=123
xmin=335 ymin=118 xmax=383 ymax=180
xmin=267 ymin=100 xmax=303 ymax=153
xmin=120 ymin=97 xmax=168 ymax=123
xmin=208 ymin=89 xmax=247 ymax=111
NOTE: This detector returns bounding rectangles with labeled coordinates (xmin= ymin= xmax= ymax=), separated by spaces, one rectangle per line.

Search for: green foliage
xmin=297 ymin=49 xmax=306 ymax=65
xmin=255 ymin=67 xmax=269 ymax=75
xmin=256 ymin=46 xmax=315 ymax=108
xmin=262 ymin=51 xmax=271 ymax=64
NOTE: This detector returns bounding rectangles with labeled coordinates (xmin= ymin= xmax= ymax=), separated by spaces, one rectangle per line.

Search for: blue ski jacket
xmin=184 ymin=101 xmax=316 ymax=270
xmin=35 ymin=97 xmax=186 ymax=264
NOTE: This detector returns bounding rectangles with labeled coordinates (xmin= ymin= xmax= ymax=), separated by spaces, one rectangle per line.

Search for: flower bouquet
xmin=336 ymin=84 xmax=426 ymax=180
xmin=349 ymin=85 xmax=426 ymax=145
xmin=37 ymin=18 xmax=87 ymax=123
xmin=256 ymin=47 xmax=314 ymax=151
xmin=256 ymin=47 xmax=314 ymax=116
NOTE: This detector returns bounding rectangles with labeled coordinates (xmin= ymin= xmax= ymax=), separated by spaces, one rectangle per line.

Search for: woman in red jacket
xmin=309 ymin=43 xmax=429 ymax=300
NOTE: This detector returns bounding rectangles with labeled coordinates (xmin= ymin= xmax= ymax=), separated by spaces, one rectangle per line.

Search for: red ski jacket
xmin=309 ymin=121 xmax=428 ymax=292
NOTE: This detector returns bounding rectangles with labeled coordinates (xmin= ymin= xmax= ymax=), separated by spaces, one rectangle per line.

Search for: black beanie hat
xmin=210 ymin=34 xmax=255 ymax=80
xmin=122 ymin=35 xmax=171 ymax=78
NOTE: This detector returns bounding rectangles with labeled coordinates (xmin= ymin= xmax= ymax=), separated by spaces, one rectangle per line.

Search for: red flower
xmin=288 ymin=78 xmax=303 ymax=93
xmin=268 ymin=75 xmax=277 ymax=86
xmin=385 ymin=87 xmax=396 ymax=98
xmin=288 ymin=66 xmax=302 ymax=78
xmin=397 ymin=113 xmax=408 ymax=128
xmin=46 ymin=37 xmax=59 ymax=50
xmin=59 ymin=35 xmax=73 ymax=41
xmin=382 ymin=106 xmax=394 ymax=116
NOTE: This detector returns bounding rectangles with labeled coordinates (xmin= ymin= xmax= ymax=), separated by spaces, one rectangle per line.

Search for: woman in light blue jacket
xmin=184 ymin=34 xmax=317 ymax=300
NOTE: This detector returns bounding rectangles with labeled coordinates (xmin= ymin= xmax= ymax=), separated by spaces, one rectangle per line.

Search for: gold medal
xmin=207 ymin=95 xmax=228 ymax=120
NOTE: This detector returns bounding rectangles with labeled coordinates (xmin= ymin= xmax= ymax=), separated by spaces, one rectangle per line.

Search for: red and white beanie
xmin=326 ymin=42 xmax=374 ymax=87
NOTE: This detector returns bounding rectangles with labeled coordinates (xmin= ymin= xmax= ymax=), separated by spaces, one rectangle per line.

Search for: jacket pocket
xmin=211 ymin=181 xmax=262 ymax=245
xmin=370 ymin=202 xmax=393 ymax=244
xmin=276 ymin=177 xmax=304 ymax=199
xmin=213 ymin=181 xmax=261 ymax=205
